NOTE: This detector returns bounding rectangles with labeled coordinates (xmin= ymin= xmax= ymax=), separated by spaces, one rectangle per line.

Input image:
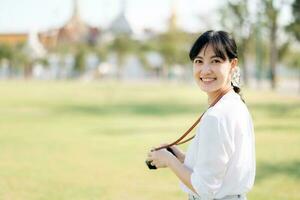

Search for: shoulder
xmin=199 ymin=91 xmax=252 ymax=139
xmin=205 ymin=91 xmax=249 ymax=122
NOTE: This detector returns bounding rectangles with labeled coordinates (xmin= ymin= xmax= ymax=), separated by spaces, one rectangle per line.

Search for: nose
xmin=201 ymin=63 xmax=211 ymax=74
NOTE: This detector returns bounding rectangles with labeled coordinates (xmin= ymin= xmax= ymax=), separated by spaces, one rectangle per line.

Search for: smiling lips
xmin=200 ymin=77 xmax=217 ymax=83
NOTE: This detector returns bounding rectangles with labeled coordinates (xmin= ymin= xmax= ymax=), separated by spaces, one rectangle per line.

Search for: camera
xmin=145 ymin=147 xmax=176 ymax=170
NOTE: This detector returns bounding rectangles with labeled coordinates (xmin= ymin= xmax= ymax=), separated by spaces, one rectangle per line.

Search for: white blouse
xmin=179 ymin=90 xmax=255 ymax=199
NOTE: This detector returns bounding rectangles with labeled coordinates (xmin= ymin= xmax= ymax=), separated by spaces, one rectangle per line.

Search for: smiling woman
xmin=190 ymin=30 xmax=242 ymax=104
xmin=146 ymin=30 xmax=255 ymax=200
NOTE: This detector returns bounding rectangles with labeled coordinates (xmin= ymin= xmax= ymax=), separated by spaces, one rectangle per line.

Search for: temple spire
xmin=120 ymin=0 xmax=126 ymax=13
xmin=72 ymin=0 xmax=80 ymax=20
xmin=169 ymin=0 xmax=178 ymax=31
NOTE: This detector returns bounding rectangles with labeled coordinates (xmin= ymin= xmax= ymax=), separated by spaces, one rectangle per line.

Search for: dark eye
xmin=194 ymin=59 xmax=202 ymax=64
xmin=212 ymin=59 xmax=221 ymax=63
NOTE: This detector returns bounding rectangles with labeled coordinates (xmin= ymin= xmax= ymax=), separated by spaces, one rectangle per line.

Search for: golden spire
xmin=169 ymin=0 xmax=178 ymax=31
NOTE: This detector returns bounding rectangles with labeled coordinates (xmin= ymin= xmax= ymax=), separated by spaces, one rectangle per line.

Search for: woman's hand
xmin=146 ymin=143 xmax=186 ymax=169
xmin=146 ymin=148 xmax=174 ymax=168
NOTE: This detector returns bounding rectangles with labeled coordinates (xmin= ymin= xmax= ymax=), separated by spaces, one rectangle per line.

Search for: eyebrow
xmin=194 ymin=55 xmax=221 ymax=59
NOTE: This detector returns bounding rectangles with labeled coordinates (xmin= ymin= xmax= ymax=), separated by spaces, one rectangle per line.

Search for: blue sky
xmin=0 ymin=0 xmax=224 ymax=33
xmin=0 ymin=0 xmax=292 ymax=34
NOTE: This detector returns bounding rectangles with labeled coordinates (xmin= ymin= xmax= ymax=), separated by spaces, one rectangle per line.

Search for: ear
xmin=230 ymin=58 xmax=238 ymax=73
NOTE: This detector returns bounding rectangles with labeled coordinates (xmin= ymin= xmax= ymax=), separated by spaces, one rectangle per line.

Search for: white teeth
xmin=201 ymin=78 xmax=215 ymax=82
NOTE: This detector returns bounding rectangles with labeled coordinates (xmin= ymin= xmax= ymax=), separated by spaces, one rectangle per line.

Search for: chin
xmin=197 ymin=83 xmax=219 ymax=93
xmin=201 ymin=87 xmax=219 ymax=94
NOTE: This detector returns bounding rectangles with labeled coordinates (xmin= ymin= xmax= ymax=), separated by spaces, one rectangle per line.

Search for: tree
xmin=108 ymin=34 xmax=135 ymax=79
xmin=286 ymin=0 xmax=300 ymax=92
xmin=74 ymin=48 xmax=86 ymax=74
xmin=0 ymin=43 xmax=14 ymax=77
xmin=220 ymin=0 xmax=253 ymax=86
xmin=0 ymin=43 xmax=31 ymax=78
xmin=286 ymin=0 xmax=300 ymax=41
xmin=265 ymin=0 xmax=280 ymax=89
xmin=153 ymin=30 xmax=192 ymax=79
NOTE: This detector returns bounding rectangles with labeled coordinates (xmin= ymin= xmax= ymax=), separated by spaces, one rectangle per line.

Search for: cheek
xmin=219 ymin=66 xmax=232 ymax=79
xmin=227 ymin=69 xmax=234 ymax=80
xmin=193 ymin=65 xmax=200 ymax=75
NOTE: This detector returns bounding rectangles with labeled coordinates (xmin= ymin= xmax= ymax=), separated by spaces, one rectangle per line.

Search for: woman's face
xmin=193 ymin=44 xmax=237 ymax=95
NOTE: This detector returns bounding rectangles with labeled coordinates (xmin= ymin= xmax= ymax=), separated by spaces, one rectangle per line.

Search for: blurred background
xmin=0 ymin=0 xmax=299 ymax=200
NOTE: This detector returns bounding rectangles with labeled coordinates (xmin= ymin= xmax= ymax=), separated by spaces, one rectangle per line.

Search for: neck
xmin=207 ymin=86 xmax=233 ymax=105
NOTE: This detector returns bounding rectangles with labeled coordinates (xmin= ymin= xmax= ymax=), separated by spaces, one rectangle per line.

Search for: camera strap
xmin=154 ymin=87 xmax=232 ymax=151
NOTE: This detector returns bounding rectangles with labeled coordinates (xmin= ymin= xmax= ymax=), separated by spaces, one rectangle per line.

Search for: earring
xmin=231 ymin=67 xmax=241 ymax=87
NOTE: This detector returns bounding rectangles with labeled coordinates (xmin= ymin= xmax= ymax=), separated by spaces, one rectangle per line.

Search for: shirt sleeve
xmin=190 ymin=114 xmax=234 ymax=199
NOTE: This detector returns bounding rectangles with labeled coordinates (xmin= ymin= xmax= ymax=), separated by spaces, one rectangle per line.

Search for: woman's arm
xmin=169 ymin=146 xmax=186 ymax=163
xmin=167 ymin=155 xmax=198 ymax=195
xmin=157 ymin=144 xmax=186 ymax=163
xmin=147 ymin=148 xmax=196 ymax=194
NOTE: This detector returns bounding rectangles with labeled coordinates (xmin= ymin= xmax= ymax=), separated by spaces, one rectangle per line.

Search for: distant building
xmin=0 ymin=0 xmax=100 ymax=48
xmin=55 ymin=0 xmax=100 ymax=45
xmin=108 ymin=0 xmax=132 ymax=35
xmin=0 ymin=33 xmax=27 ymax=45
xmin=168 ymin=0 xmax=179 ymax=31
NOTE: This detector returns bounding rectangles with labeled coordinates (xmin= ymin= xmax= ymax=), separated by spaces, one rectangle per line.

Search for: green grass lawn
xmin=0 ymin=80 xmax=299 ymax=200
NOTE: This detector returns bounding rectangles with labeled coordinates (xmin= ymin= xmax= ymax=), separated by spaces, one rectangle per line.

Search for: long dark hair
xmin=189 ymin=30 xmax=244 ymax=102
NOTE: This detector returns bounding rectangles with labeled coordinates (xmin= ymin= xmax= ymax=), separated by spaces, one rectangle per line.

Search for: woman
xmin=146 ymin=30 xmax=255 ymax=200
